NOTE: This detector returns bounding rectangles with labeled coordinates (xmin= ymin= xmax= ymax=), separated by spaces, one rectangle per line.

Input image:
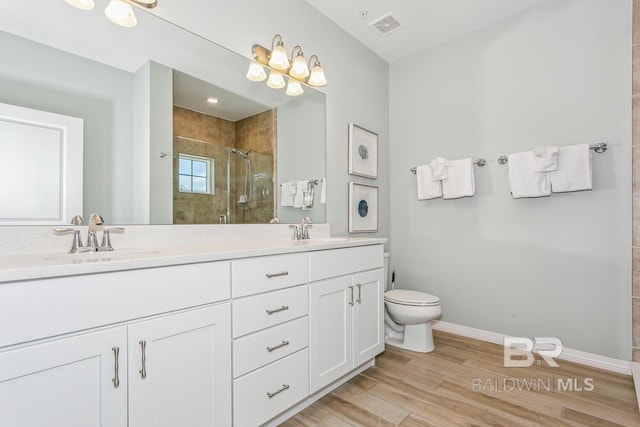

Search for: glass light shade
xmin=268 ymin=44 xmax=290 ymax=71
xmin=246 ymin=61 xmax=267 ymax=82
xmin=105 ymin=0 xmax=137 ymax=28
xmin=64 ymin=0 xmax=95 ymax=10
xmin=266 ymin=71 xmax=286 ymax=89
xmin=308 ymin=64 xmax=327 ymax=87
xmin=289 ymin=54 xmax=310 ymax=80
xmin=285 ymin=79 xmax=304 ymax=96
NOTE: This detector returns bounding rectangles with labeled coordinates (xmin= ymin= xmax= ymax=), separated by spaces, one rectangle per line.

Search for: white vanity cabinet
xmin=0 ymin=326 xmax=128 ymax=427
xmin=308 ymin=245 xmax=385 ymax=394
xmin=0 ymin=261 xmax=232 ymax=427
xmin=231 ymin=253 xmax=310 ymax=427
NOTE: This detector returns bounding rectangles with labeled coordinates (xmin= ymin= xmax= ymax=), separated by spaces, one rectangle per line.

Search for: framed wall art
xmin=348 ymin=182 xmax=379 ymax=233
xmin=348 ymin=123 xmax=378 ymax=179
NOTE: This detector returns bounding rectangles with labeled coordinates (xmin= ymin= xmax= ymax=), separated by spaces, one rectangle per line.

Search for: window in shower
xmin=178 ymin=154 xmax=214 ymax=194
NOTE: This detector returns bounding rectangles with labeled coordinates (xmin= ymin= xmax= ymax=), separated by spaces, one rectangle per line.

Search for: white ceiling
xmin=304 ymin=0 xmax=550 ymax=63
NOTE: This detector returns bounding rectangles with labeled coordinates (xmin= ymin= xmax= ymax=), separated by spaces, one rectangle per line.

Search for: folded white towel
xmin=429 ymin=157 xmax=449 ymax=181
xmin=442 ymin=158 xmax=475 ymax=199
xmin=416 ymin=165 xmax=442 ymax=200
xmin=533 ymin=146 xmax=559 ymax=172
xmin=507 ymin=151 xmax=551 ymax=198
xmin=280 ymin=181 xmax=295 ymax=206
xmin=549 ymin=144 xmax=592 ymax=192
xmin=292 ymin=180 xmax=309 ymax=208
xmin=320 ymin=177 xmax=327 ymax=204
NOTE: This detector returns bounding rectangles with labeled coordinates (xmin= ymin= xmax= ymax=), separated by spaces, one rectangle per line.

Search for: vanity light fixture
xmin=63 ymin=0 xmax=157 ymax=28
xmin=247 ymin=34 xmax=327 ymax=96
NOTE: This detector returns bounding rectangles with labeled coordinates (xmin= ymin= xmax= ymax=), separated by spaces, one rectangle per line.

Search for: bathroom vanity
xmin=0 ymin=233 xmax=385 ymax=427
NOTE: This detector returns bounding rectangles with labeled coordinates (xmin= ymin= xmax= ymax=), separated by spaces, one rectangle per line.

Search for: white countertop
xmin=0 ymin=237 xmax=387 ymax=284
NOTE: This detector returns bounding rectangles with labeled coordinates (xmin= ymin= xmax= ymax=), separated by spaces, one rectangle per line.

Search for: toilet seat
xmin=384 ymin=289 xmax=440 ymax=306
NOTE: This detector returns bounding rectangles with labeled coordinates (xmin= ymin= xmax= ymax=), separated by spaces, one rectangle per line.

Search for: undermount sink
xmin=42 ymin=249 xmax=160 ymax=262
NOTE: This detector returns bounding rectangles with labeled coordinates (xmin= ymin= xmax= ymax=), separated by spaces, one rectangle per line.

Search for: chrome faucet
xmin=86 ymin=213 xmax=104 ymax=250
xmin=291 ymin=216 xmax=313 ymax=240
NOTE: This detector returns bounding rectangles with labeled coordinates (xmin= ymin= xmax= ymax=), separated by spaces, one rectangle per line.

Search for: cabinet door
xmin=309 ymin=276 xmax=353 ymax=393
xmin=128 ymin=303 xmax=232 ymax=427
xmin=0 ymin=327 xmax=127 ymax=427
xmin=353 ymin=269 xmax=385 ymax=367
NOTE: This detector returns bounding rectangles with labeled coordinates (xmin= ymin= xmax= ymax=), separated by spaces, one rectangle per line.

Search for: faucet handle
xmin=100 ymin=227 xmax=125 ymax=251
xmin=54 ymin=227 xmax=84 ymax=254
xmin=289 ymin=225 xmax=300 ymax=241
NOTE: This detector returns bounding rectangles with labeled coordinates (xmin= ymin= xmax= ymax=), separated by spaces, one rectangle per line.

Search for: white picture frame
xmin=348 ymin=123 xmax=378 ymax=179
xmin=348 ymin=182 xmax=378 ymax=233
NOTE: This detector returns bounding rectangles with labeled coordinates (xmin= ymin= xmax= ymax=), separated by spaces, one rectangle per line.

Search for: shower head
xmin=230 ymin=148 xmax=250 ymax=159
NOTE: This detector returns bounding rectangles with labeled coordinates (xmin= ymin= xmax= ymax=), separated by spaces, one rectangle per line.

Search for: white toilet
xmin=383 ymin=254 xmax=442 ymax=353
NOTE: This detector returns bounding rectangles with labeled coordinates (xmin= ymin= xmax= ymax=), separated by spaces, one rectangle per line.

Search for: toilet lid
xmin=384 ymin=289 xmax=440 ymax=306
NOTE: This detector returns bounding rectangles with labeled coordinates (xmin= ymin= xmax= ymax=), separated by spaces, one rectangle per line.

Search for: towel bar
xmin=497 ymin=143 xmax=608 ymax=165
xmin=410 ymin=158 xmax=486 ymax=174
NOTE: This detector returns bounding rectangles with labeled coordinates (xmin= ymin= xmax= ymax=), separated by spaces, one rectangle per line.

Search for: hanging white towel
xmin=320 ymin=177 xmax=327 ymax=204
xmin=548 ymin=144 xmax=592 ymax=193
xmin=292 ymin=180 xmax=309 ymax=208
xmin=442 ymin=158 xmax=475 ymax=199
xmin=416 ymin=165 xmax=442 ymax=200
xmin=429 ymin=157 xmax=449 ymax=181
xmin=533 ymin=146 xmax=559 ymax=172
xmin=280 ymin=181 xmax=296 ymax=206
xmin=507 ymin=151 xmax=551 ymax=198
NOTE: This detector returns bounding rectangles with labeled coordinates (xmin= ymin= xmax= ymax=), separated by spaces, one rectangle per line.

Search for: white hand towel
xmin=292 ymin=180 xmax=309 ymax=208
xmin=507 ymin=151 xmax=551 ymax=198
xmin=416 ymin=164 xmax=442 ymax=200
xmin=548 ymin=144 xmax=592 ymax=192
xmin=280 ymin=181 xmax=295 ymax=206
xmin=320 ymin=177 xmax=327 ymax=204
xmin=442 ymin=158 xmax=475 ymax=199
xmin=429 ymin=157 xmax=449 ymax=181
xmin=533 ymin=146 xmax=559 ymax=172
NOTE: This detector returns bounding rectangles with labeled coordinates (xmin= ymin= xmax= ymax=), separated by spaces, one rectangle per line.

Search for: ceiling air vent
xmin=369 ymin=13 xmax=402 ymax=35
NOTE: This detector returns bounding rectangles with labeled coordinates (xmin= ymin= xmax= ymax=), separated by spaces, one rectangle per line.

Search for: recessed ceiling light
xmin=206 ymin=97 xmax=219 ymax=104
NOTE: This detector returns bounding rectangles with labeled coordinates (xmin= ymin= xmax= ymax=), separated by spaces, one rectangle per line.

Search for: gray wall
xmin=0 ymin=30 xmax=134 ymax=224
xmin=151 ymin=0 xmax=390 ymax=239
xmin=389 ymin=0 xmax=632 ymax=359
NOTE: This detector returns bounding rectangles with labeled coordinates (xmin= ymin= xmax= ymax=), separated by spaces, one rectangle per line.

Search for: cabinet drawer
xmin=233 ymin=349 xmax=309 ymax=427
xmin=309 ymin=245 xmax=384 ymax=282
xmin=232 ymin=253 xmax=309 ymax=298
xmin=233 ymin=317 xmax=308 ymax=378
xmin=232 ymin=285 xmax=308 ymax=338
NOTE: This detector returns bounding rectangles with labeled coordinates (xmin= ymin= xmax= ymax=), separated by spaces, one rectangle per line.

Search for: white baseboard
xmin=432 ymin=320 xmax=632 ymax=376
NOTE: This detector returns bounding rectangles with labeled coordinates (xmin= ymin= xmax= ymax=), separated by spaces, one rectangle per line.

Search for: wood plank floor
xmin=281 ymin=331 xmax=640 ymax=427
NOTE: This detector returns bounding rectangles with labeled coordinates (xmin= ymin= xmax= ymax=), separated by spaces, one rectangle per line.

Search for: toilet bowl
xmin=384 ymin=289 xmax=441 ymax=352
xmin=383 ymin=253 xmax=442 ymax=353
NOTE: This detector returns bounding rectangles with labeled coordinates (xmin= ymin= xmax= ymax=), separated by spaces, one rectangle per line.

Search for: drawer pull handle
xmin=112 ymin=346 xmax=120 ymax=388
xmin=266 ymin=340 xmax=290 ymax=352
xmin=139 ymin=340 xmax=147 ymax=379
xmin=265 ymin=271 xmax=289 ymax=279
xmin=348 ymin=286 xmax=354 ymax=306
xmin=356 ymin=284 xmax=362 ymax=304
xmin=267 ymin=384 xmax=290 ymax=399
xmin=266 ymin=305 xmax=289 ymax=315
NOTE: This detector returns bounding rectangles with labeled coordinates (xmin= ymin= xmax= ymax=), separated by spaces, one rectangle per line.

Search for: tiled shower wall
xmin=172 ymin=106 xmax=275 ymax=224
xmin=633 ymin=0 xmax=640 ymax=362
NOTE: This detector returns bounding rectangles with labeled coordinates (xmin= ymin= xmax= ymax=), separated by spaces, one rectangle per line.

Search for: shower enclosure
xmin=172 ymin=135 xmax=274 ymax=224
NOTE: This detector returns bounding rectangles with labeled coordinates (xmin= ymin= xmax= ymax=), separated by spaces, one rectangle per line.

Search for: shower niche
xmin=173 ymin=106 xmax=275 ymax=224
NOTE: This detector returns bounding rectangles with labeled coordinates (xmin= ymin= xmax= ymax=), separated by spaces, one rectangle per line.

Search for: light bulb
xmin=266 ymin=70 xmax=286 ymax=89
xmin=289 ymin=54 xmax=310 ymax=80
xmin=105 ymin=0 xmax=137 ymax=28
xmin=246 ymin=61 xmax=267 ymax=82
xmin=308 ymin=64 xmax=327 ymax=87
xmin=268 ymin=43 xmax=290 ymax=71
xmin=286 ymin=79 xmax=304 ymax=96
xmin=64 ymin=0 xmax=95 ymax=10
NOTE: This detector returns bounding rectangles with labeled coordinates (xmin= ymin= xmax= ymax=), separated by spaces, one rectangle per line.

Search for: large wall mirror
xmin=0 ymin=1 xmax=326 ymax=225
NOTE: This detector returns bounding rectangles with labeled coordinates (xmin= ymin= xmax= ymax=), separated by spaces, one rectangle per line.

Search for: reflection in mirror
xmin=0 ymin=1 xmax=326 ymax=225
